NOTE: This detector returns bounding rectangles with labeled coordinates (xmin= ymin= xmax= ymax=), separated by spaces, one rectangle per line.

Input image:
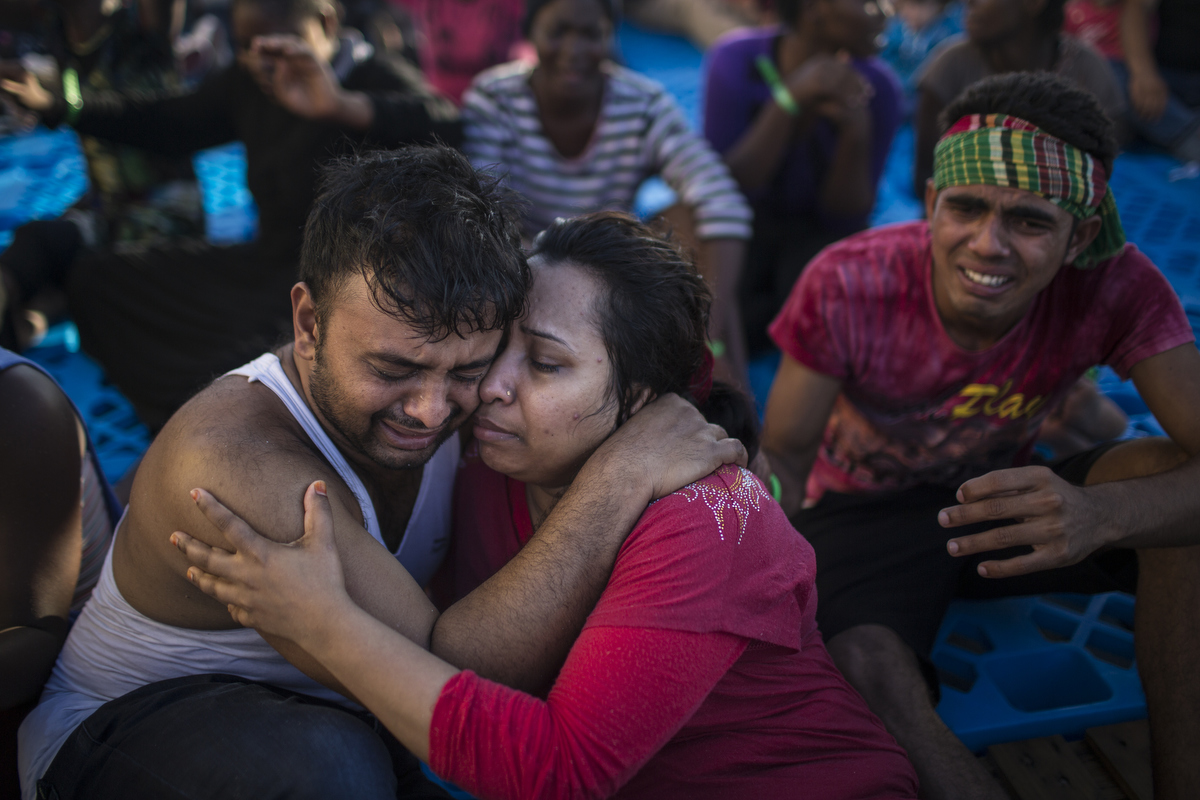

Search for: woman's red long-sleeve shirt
xmin=431 ymin=461 xmax=919 ymax=799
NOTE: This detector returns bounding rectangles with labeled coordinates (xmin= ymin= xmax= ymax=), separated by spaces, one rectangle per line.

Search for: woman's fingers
xmin=191 ymin=488 xmax=269 ymax=558
xmin=302 ymin=481 xmax=336 ymax=551
xmin=169 ymin=530 xmax=242 ymax=581
xmin=185 ymin=565 xmax=251 ymax=609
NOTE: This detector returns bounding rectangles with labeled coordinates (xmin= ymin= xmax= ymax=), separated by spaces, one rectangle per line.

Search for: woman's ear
xmin=627 ymin=386 xmax=655 ymax=417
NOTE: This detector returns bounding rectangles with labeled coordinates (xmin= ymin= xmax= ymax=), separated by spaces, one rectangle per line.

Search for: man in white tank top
xmin=19 ymin=146 xmax=745 ymax=800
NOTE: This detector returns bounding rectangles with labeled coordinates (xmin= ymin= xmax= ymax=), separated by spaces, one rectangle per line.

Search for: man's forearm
xmin=1119 ymin=0 xmax=1159 ymax=78
xmin=430 ymin=456 xmax=648 ymax=694
xmin=763 ymin=444 xmax=817 ymax=519
xmin=1095 ymin=454 xmax=1200 ymax=550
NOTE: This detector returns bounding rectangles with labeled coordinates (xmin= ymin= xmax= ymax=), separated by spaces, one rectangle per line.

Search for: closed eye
xmin=373 ymin=366 xmax=417 ymax=382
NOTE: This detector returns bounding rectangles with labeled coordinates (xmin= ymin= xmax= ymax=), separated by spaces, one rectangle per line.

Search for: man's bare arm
xmin=117 ymin=382 xmax=439 ymax=694
xmin=760 ymin=356 xmax=843 ymax=517
xmin=431 ymin=394 xmax=746 ymax=694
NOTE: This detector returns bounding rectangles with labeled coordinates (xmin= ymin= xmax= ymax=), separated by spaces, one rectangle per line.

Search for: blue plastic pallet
xmin=24 ymin=327 xmax=151 ymax=486
xmin=932 ymin=592 xmax=1145 ymax=753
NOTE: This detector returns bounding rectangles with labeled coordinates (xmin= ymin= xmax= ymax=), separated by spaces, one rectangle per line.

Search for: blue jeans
xmin=1110 ymin=60 xmax=1200 ymax=154
xmin=36 ymin=674 xmax=451 ymax=800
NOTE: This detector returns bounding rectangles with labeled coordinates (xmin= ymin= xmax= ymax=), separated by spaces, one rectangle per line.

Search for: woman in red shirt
xmin=173 ymin=212 xmax=919 ymax=799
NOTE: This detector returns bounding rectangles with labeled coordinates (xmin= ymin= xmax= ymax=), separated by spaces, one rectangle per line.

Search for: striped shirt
xmin=463 ymin=60 xmax=752 ymax=241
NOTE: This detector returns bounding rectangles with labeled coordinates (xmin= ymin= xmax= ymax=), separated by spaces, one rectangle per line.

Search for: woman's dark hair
xmin=522 ymin=0 xmax=619 ymax=37
xmin=939 ymin=72 xmax=1118 ymax=175
xmin=529 ymin=211 xmax=760 ymax=460
xmin=300 ymin=146 xmax=529 ymax=339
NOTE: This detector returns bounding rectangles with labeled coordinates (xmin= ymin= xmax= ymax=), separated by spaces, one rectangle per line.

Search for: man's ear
xmin=292 ymin=282 xmax=320 ymax=362
xmin=627 ymin=386 xmax=655 ymax=418
xmin=924 ymin=179 xmax=939 ymax=220
xmin=1064 ymin=215 xmax=1103 ymax=265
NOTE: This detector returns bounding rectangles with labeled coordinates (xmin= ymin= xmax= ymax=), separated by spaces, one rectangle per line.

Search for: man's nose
xmin=402 ymin=384 xmax=453 ymax=429
xmin=968 ymin=212 xmax=1011 ymax=259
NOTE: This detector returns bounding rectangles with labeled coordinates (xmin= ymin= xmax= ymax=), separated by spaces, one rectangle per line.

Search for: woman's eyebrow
xmin=520 ymin=324 xmax=576 ymax=353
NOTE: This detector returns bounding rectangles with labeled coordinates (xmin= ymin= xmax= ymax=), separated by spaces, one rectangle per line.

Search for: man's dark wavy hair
xmin=300 ymin=146 xmax=529 ymax=340
xmin=939 ymin=72 xmax=1119 ymax=175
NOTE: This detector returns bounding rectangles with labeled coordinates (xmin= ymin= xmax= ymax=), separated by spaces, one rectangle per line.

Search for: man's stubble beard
xmin=309 ymin=342 xmax=459 ymax=472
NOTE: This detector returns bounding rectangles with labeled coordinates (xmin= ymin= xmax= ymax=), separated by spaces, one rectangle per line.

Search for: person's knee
xmin=271 ymin=710 xmax=397 ymax=799
xmin=827 ymin=624 xmax=933 ymax=708
xmin=1086 ymin=437 xmax=1189 ymax=485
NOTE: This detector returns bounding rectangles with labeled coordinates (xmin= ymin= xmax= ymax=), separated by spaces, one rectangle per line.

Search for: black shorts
xmin=794 ymin=444 xmax=1137 ymax=672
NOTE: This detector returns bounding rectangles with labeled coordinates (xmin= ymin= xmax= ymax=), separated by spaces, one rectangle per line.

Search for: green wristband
xmin=767 ymin=473 xmax=783 ymax=503
xmin=754 ymin=55 xmax=799 ymax=117
xmin=62 ymin=68 xmax=83 ymax=125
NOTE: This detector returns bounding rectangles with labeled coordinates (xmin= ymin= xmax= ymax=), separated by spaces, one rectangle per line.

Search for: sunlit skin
xmin=924 ymin=180 xmax=1101 ymax=351
xmin=472 ymin=258 xmax=633 ymax=526
xmin=294 ymin=276 xmax=502 ymax=476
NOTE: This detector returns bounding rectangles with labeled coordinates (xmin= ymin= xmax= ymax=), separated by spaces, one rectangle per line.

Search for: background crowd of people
xmin=1 ymin=0 xmax=1199 ymax=798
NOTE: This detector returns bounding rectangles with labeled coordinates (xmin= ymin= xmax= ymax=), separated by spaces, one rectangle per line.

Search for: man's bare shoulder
xmin=113 ymin=372 xmax=361 ymax=627
xmin=136 ymin=372 xmax=359 ymax=540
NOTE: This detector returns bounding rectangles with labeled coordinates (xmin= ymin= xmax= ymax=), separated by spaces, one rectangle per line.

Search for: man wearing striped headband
xmin=761 ymin=73 xmax=1200 ymax=798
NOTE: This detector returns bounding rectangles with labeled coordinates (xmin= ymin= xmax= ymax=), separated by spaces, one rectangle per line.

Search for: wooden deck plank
xmin=1086 ymin=721 xmax=1154 ymax=800
xmin=988 ymin=736 xmax=1113 ymax=800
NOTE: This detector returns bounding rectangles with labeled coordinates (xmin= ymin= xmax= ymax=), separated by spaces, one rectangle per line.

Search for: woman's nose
xmin=479 ymin=358 xmax=516 ymax=405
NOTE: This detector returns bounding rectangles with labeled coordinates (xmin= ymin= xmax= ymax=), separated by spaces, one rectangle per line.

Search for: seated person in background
xmin=704 ymin=0 xmax=902 ymax=355
xmin=462 ymin=0 xmax=753 ymax=382
xmin=18 ymin=146 xmax=741 ymax=800
xmin=172 ymin=211 xmax=920 ymax=800
xmin=0 ymin=0 xmax=459 ymax=431
xmin=1066 ymin=0 xmax=1200 ymax=163
xmin=0 ymin=346 xmax=121 ymax=796
xmin=913 ymin=0 xmax=1128 ymax=195
xmin=879 ymin=0 xmax=962 ymax=111
xmin=0 ymin=0 xmax=203 ymax=351
xmin=761 ymin=72 xmax=1200 ymax=799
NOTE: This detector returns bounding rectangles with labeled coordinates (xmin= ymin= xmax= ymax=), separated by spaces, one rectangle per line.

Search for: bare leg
xmin=1086 ymin=438 xmax=1200 ymax=799
xmin=827 ymin=624 xmax=1008 ymax=800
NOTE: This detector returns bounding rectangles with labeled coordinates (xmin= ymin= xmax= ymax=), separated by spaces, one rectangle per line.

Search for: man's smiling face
xmin=925 ymin=181 xmax=1100 ymax=350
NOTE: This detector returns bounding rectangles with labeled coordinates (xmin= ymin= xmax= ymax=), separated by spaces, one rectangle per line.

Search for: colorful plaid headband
xmin=933 ymin=114 xmax=1126 ymax=268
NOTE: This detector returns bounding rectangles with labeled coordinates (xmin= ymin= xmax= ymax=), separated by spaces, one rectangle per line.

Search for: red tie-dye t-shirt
xmin=768 ymin=221 xmax=1194 ymax=502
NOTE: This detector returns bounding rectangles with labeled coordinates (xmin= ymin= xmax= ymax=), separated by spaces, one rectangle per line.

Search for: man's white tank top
xmin=19 ymin=353 xmax=457 ymax=799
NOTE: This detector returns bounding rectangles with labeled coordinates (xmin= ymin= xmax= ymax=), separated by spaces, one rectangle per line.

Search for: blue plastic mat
xmin=933 ymin=592 xmax=1145 ymax=752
